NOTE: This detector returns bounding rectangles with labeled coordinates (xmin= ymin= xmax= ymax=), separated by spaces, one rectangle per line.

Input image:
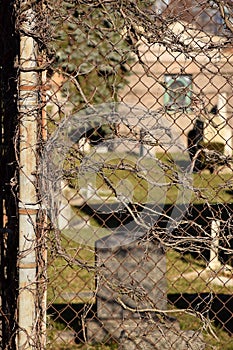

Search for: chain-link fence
xmin=1 ymin=0 xmax=233 ymax=349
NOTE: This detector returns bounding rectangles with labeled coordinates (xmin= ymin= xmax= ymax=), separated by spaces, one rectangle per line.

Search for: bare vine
xmin=7 ymin=0 xmax=233 ymax=349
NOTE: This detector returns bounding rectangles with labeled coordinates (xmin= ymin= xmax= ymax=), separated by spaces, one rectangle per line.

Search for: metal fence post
xmin=18 ymin=2 xmax=39 ymax=349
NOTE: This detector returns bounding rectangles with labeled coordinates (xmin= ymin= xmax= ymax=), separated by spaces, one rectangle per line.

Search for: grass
xmin=166 ymin=250 xmax=233 ymax=294
xmin=167 ymin=250 xmax=233 ymax=350
xmin=64 ymin=149 xmax=233 ymax=205
xmin=47 ymin=150 xmax=233 ymax=348
xmin=192 ymin=171 xmax=233 ymax=204
xmin=173 ymin=311 xmax=233 ymax=350
xmin=47 ymin=240 xmax=233 ymax=349
xmin=157 ymin=152 xmax=233 ymax=204
xmin=47 ymin=237 xmax=95 ymax=304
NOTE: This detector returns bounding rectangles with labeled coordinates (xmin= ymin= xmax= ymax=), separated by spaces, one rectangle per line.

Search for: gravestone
xmin=86 ymin=231 xmax=205 ymax=349
xmin=96 ymin=232 xmax=167 ymax=320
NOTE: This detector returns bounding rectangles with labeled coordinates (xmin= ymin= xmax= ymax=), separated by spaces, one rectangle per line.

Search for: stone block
xmin=95 ymin=233 xmax=167 ymax=320
xmin=86 ymin=318 xmax=205 ymax=350
xmin=86 ymin=231 xmax=205 ymax=349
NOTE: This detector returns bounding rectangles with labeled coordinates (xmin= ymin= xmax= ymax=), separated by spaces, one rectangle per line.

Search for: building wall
xmin=120 ymin=40 xmax=233 ymax=152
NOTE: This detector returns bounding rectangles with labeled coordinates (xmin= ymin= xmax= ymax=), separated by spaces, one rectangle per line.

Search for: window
xmin=164 ymin=74 xmax=192 ymax=110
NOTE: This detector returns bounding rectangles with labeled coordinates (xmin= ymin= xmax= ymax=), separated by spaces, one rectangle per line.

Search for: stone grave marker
xmin=86 ymin=230 xmax=205 ymax=349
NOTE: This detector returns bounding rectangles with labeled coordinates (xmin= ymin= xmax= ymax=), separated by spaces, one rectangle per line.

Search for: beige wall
xmin=120 ymin=41 xmax=233 ymax=153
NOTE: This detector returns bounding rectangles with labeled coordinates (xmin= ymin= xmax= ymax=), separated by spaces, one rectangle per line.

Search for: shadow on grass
xmin=47 ymin=303 xmax=96 ymax=343
xmin=168 ymin=293 xmax=233 ymax=334
xmin=48 ymin=293 xmax=233 ymax=345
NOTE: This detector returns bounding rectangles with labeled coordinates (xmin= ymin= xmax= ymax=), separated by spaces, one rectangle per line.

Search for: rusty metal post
xmin=17 ymin=2 xmax=39 ymax=349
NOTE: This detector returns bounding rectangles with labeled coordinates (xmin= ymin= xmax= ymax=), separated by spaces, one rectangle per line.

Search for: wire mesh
xmin=2 ymin=0 xmax=233 ymax=349
xmin=42 ymin=1 xmax=233 ymax=349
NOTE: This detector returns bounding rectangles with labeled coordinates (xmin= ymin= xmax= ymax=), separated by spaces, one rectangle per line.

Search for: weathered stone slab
xmin=119 ymin=319 xmax=205 ymax=350
xmin=86 ymin=318 xmax=205 ymax=349
xmin=86 ymin=231 xmax=205 ymax=349
xmin=95 ymin=232 xmax=167 ymax=320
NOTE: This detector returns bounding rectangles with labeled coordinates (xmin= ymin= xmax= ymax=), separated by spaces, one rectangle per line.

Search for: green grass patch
xmin=47 ymin=149 xmax=233 ymax=348
xmin=47 ymin=242 xmax=233 ymax=349
xmin=167 ymin=250 xmax=233 ymax=294
xmin=64 ymin=149 xmax=233 ymax=205
xmin=192 ymin=172 xmax=233 ymax=204
xmin=47 ymin=236 xmax=95 ymax=304
xmin=167 ymin=249 xmax=233 ymax=349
